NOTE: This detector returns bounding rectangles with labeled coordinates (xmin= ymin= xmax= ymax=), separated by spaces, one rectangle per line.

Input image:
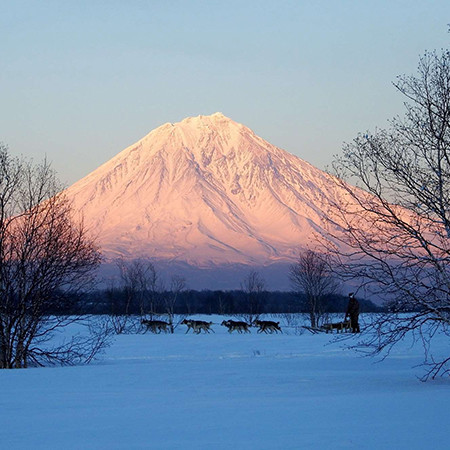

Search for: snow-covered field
xmin=1 ymin=315 xmax=449 ymax=450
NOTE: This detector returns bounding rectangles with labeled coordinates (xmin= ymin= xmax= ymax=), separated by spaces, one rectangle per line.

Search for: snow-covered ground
xmin=1 ymin=315 xmax=448 ymax=450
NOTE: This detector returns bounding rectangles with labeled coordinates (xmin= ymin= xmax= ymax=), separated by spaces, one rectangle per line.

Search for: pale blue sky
xmin=1 ymin=0 xmax=449 ymax=185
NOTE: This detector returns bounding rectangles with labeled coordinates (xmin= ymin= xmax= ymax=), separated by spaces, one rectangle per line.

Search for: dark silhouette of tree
xmin=289 ymin=250 xmax=337 ymax=328
xmin=325 ymin=49 xmax=450 ymax=379
xmin=164 ymin=274 xmax=187 ymax=332
xmin=0 ymin=145 xmax=105 ymax=368
xmin=108 ymin=258 xmax=162 ymax=334
xmin=240 ymin=271 xmax=266 ymax=324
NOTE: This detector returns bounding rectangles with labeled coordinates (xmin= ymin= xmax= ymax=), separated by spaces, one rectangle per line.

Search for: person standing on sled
xmin=345 ymin=292 xmax=360 ymax=333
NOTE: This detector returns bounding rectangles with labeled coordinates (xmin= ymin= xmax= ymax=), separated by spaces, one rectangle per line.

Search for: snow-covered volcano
xmin=66 ymin=113 xmax=343 ymax=267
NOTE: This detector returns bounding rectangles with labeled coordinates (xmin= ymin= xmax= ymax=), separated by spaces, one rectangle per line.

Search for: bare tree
xmin=324 ymin=50 xmax=450 ymax=379
xmin=104 ymin=278 xmax=130 ymax=334
xmin=0 ymin=145 xmax=105 ymax=368
xmin=111 ymin=258 xmax=161 ymax=334
xmin=289 ymin=250 xmax=337 ymax=328
xmin=164 ymin=274 xmax=187 ymax=332
xmin=240 ymin=271 xmax=266 ymax=324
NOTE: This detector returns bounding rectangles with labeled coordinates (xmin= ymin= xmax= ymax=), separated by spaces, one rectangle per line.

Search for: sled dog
xmin=181 ymin=319 xmax=214 ymax=334
xmin=141 ymin=319 xmax=170 ymax=334
xmin=221 ymin=320 xmax=251 ymax=333
xmin=253 ymin=320 xmax=282 ymax=334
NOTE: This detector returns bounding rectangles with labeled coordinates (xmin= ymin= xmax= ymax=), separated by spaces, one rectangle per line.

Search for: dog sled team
xmin=141 ymin=293 xmax=361 ymax=335
xmin=141 ymin=317 xmax=283 ymax=334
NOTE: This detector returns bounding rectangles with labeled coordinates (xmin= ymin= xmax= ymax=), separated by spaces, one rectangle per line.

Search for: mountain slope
xmin=66 ymin=113 xmax=345 ymax=266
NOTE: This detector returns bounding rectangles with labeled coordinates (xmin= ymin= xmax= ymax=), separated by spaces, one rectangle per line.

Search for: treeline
xmin=65 ymin=289 xmax=384 ymax=316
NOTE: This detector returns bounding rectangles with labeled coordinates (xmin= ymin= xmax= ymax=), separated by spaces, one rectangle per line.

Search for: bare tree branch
xmin=0 ymin=145 xmax=104 ymax=368
xmin=323 ymin=50 xmax=450 ymax=379
xmin=240 ymin=271 xmax=266 ymax=324
xmin=289 ymin=250 xmax=338 ymax=328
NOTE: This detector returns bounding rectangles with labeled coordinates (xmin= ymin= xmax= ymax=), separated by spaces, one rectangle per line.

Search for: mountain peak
xmin=176 ymin=112 xmax=237 ymax=128
xmin=66 ymin=114 xmax=343 ymax=268
xmin=198 ymin=111 xmax=226 ymax=120
xmin=138 ymin=112 xmax=259 ymax=163
xmin=183 ymin=111 xmax=226 ymax=121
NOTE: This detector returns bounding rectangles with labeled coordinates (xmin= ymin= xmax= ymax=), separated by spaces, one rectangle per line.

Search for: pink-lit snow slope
xmin=66 ymin=113 xmax=351 ymax=266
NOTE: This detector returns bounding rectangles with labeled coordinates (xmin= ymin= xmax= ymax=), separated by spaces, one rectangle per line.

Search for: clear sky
xmin=1 ymin=0 xmax=449 ymax=186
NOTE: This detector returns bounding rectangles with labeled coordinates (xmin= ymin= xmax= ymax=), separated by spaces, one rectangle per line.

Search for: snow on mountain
xmin=66 ymin=112 xmax=346 ymax=268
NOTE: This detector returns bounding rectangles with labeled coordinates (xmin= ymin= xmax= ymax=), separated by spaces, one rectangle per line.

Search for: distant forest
xmin=65 ymin=290 xmax=385 ymax=316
